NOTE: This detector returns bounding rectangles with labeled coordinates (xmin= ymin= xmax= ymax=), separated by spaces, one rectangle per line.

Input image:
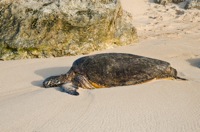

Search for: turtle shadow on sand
xmin=31 ymin=67 xmax=70 ymax=87
xmin=187 ymin=58 xmax=200 ymax=68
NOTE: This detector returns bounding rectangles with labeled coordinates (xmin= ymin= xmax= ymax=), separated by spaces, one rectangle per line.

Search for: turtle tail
xmin=175 ymin=76 xmax=187 ymax=81
xmin=169 ymin=67 xmax=187 ymax=81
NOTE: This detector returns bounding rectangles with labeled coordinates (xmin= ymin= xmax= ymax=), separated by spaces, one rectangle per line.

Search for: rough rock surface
xmin=185 ymin=0 xmax=200 ymax=9
xmin=0 ymin=0 xmax=137 ymax=60
xmin=154 ymin=0 xmax=200 ymax=9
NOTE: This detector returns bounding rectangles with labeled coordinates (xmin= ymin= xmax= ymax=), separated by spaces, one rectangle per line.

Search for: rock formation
xmin=154 ymin=0 xmax=200 ymax=9
xmin=185 ymin=0 xmax=200 ymax=9
xmin=0 ymin=0 xmax=138 ymax=60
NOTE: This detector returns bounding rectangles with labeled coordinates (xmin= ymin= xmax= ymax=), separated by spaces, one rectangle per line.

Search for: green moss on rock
xmin=0 ymin=0 xmax=138 ymax=60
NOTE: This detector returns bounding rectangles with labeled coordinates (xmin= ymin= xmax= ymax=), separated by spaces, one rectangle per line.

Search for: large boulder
xmin=0 ymin=0 xmax=137 ymax=60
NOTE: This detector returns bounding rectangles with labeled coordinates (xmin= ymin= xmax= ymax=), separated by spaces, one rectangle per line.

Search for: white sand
xmin=0 ymin=0 xmax=200 ymax=131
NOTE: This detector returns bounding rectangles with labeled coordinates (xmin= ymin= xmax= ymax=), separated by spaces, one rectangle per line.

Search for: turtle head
xmin=43 ymin=74 xmax=71 ymax=88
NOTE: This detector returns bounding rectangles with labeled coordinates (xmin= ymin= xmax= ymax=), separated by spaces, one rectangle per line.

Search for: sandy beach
xmin=0 ymin=0 xmax=200 ymax=131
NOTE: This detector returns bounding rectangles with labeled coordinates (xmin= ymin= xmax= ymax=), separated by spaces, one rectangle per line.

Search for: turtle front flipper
xmin=43 ymin=74 xmax=69 ymax=88
xmin=73 ymin=75 xmax=95 ymax=89
xmin=60 ymin=83 xmax=79 ymax=96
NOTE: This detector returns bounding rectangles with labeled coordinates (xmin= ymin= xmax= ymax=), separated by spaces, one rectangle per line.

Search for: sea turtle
xmin=43 ymin=53 xmax=186 ymax=95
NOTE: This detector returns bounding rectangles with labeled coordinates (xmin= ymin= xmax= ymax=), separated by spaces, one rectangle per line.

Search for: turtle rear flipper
xmin=168 ymin=67 xmax=187 ymax=81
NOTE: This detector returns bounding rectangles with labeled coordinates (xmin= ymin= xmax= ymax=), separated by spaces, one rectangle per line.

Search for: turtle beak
xmin=43 ymin=76 xmax=63 ymax=88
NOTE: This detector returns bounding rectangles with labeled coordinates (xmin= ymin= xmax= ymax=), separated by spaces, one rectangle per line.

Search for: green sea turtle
xmin=43 ymin=53 xmax=186 ymax=95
